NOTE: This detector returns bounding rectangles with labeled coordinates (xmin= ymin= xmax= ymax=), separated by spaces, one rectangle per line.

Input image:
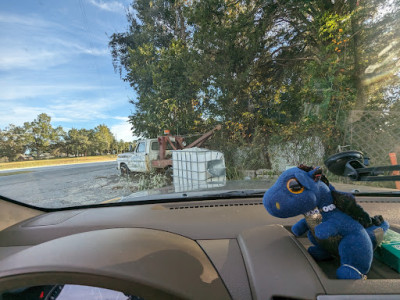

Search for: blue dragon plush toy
xmin=263 ymin=165 xmax=389 ymax=280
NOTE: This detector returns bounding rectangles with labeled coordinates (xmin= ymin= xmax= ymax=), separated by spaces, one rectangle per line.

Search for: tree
xmin=110 ymin=0 xmax=205 ymax=137
xmin=110 ymin=0 xmax=356 ymax=137
xmin=110 ymin=0 xmax=399 ymax=161
xmin=0 ymin=125 xmax=30 ymax=161
xmin=63 ymin=128 xmax=91 ymax=157
xmin=111 ymin=139 xmax=130 ymax=154
xmin=25 ymin=113 xmax=64 ymax=158
xmin=0 ymin=114 xmax=122 ymax=160
xmin=92 ymin=125 xmax=115 ymax=155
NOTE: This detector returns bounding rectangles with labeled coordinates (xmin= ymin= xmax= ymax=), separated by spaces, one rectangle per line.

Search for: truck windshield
xmin=137 ymin=143 xmax=145 ymax=153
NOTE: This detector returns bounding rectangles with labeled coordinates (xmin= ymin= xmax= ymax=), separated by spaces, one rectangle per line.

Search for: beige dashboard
xmin=0 ymin=197 xmax=399 ymax=299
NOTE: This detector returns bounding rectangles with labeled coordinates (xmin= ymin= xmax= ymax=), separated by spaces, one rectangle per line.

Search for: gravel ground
xmin=0 ymin=162 xmax=141 ymax=208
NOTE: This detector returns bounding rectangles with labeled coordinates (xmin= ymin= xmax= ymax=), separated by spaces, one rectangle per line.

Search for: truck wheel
xmin=165 ymin=166 xmax=173 ymax=181
xmin=120 ymin=164 xmax=130 ymax=176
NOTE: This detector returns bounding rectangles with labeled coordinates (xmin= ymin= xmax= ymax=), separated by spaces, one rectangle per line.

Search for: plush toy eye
xmin=287 ymin=178 xmax=304 ymax=194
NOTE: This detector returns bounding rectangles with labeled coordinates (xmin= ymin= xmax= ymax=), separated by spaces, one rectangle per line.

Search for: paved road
xmin=0 ymin=162 xmax=138 ymax=208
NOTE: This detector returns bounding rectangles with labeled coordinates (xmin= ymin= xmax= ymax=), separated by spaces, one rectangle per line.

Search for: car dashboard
xmin=0 ymin=196 xmax=399 ymax=299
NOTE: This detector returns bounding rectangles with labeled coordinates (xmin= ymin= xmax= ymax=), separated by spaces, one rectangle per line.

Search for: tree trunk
xmin=350 ymin=0 xmax=365 ymax=109
xmin=175 ymin=1 xmax=186 ymax=42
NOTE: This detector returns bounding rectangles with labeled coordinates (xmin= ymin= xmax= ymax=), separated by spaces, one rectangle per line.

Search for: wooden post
xmin=389 ymin=152 xmax=400 ymax=190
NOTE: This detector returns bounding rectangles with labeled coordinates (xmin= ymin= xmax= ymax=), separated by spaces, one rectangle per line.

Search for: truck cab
xmin=116 ymin=138 xmax=176 ymax=175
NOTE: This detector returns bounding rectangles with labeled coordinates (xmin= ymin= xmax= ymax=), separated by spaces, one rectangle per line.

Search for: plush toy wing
xmin=331 ymin=190 xmax=383 ymax=228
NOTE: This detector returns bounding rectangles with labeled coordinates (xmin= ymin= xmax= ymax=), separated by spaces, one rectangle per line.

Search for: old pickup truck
xmin=116 ymin=126 xmax=221 ymax=175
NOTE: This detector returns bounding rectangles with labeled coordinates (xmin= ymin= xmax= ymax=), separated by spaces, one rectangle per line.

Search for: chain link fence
xmin=207 ymin=108 xmax=400 ymax=180
xmin=264 ymin=108 xmax=400 ymax=174
xmin=340 ymin=110 xmax=400 ymax=166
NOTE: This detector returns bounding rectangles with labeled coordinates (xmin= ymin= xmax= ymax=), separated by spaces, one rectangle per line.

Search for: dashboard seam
xmin=289 ymin=234 xmax=327 ymax=294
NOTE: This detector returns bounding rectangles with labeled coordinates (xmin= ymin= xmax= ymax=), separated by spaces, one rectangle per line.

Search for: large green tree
xmin=0 ymin=125 xmax=30 ymax=161
xmin=110 ymin=1 xmax=358 ymax=135
xmin=92 ymin=125 xmax=116 ymax=155
xmin=110 ymin=0 xmax=399 ymax=159
xmin=110 ymin=0 xmax=205 ymax=137
xmin=24 ymin=113 xmax=65 ymax=158
xmin=63 ymin=128 xmax=93 ymax=157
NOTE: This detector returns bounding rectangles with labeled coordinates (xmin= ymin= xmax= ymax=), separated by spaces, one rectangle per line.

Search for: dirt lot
xmin=0 ymin=162 xmax=142 ymax=208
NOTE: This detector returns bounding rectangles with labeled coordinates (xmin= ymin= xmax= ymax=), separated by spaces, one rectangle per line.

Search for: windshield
xmin=0 ymin=0 xmax=399 ymax=209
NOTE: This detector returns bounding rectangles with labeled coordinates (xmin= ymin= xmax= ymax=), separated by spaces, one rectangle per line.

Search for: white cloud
xmin=0 ymin=12 xmax=109 ymax=72
xmin=113 ymin=116 xmax=130 ymax=121
xmin=110 ymin=118 xmax=136 ymax=141
xmin=54 ymin=38 xmax=109 ymax=56
xmin=0 ymin=12 xmax=55 ymax=28
xmin=48 ymin=100 xmax=110 ymax=121
xmin=0 ymin=97 xmax=127 ymax=128
xmin=0 ymin=106 xmax=44 ymax=127
xmin=80 ymin=47 xmax=109 ymax=56
xmin=0 ymin=45 xmax=66 ymax=71
xmin=0 ymin=39 xmax=108 ymax=71
xmin=0 ymin=80 xmax=110 ymax=101
xmin=87 ymin=0 xmax=125 ymax=14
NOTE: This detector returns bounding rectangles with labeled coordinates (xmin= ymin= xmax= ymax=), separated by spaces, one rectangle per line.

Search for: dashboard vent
xmin=167 ymin=201 xmax=263 ymax=210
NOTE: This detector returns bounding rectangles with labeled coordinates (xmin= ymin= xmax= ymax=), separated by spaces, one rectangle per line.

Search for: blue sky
xmin=0 ymin=0 xmax=136 ymax=141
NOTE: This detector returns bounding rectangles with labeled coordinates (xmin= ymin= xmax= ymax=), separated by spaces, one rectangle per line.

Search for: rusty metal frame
xmin=154 ymin=125 xmax=221 ymax=168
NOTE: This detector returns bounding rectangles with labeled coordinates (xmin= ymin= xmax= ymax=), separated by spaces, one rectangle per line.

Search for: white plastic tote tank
xmin=172 ymin=147 xmax=226 ymax=192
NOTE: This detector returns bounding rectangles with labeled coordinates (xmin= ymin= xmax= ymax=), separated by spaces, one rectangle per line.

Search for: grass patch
xmin=136 ymin=173 xmax=170 ymax=191
xmin=0 ymin=155 xmax=117 ymax=171
xmin=0 ymin=170 xmax=33 ymax=176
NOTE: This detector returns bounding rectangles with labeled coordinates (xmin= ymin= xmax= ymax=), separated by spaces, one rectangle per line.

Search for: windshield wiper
xmin=352 ymin=191 xmax=400 ymax=197
xmin=120 ymin=189 xmax=266 ymax=203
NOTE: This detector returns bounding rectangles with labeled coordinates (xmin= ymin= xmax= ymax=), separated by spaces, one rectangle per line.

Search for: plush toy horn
xmin=311 ymin=167 xmax=323 ymax=181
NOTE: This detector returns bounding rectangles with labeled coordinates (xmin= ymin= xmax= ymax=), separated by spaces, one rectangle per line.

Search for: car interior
xmin=1 ymin=0 xmax=399 ymax=299
xmin=0 ymin=189 xmax=399 ymax=300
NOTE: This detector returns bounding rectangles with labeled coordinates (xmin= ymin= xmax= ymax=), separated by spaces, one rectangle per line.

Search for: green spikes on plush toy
xmin=263 ymin=165 xmax=389 ymax=279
